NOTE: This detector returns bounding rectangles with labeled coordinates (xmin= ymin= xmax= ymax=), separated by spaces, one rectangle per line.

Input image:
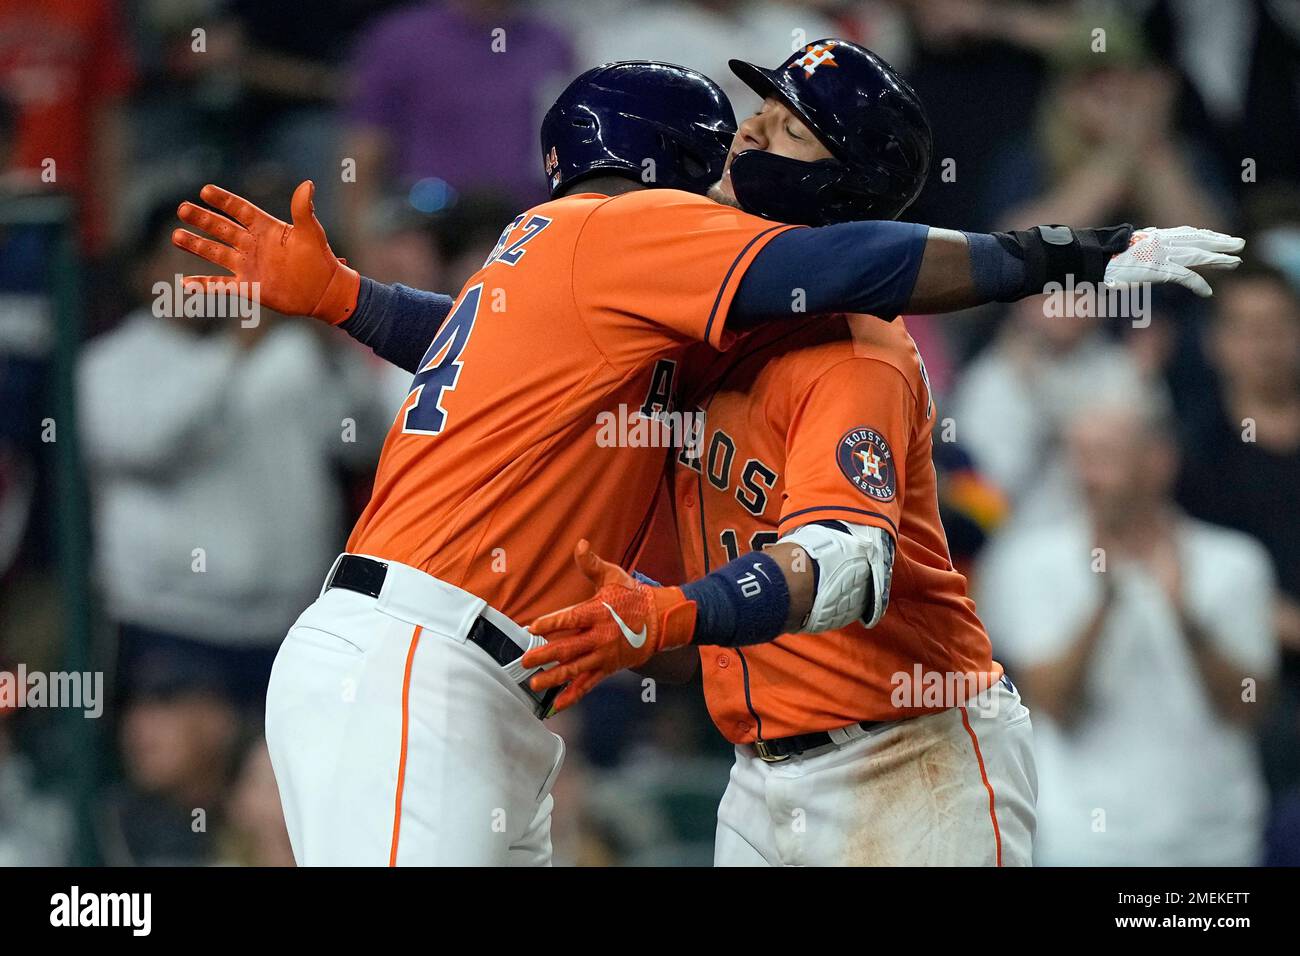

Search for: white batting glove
xmin=1104 ymin=226 xmax=1244 ymax=298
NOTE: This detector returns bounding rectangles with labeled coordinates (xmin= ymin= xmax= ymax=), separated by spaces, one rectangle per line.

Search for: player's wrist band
xmin=315 ymin=260 xmax=363 ymax=325
xmin=682 ymin=551 xmax=789 ymax=647
xmin=987 ymin=223 xmax=1133 ymax=301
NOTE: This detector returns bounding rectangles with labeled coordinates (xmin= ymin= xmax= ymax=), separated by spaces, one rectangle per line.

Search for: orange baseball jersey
xmin=347 ymin=188 xmax=797 ymax=625
xmin=670 ymin=313 xmax=1003 ymax=744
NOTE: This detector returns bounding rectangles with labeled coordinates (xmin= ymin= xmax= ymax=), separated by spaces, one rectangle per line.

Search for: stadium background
xmin=1 ymin=0 xmax=1299 ymax=866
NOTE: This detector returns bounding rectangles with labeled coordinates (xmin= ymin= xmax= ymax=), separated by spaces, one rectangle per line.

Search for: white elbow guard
xmin=778 ymin=521 xmax=896 ymax=632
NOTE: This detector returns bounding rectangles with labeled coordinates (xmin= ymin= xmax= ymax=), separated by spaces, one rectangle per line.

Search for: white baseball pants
xmin=714 ymin=679 xmax=1038 ymax=866
xmin=264 ymin=555 xmax=565 ymax=866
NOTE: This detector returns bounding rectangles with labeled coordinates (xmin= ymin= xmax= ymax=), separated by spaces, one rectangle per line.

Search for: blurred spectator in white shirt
xmin=569 ymin=0 xmax=839 ymax=116
xmin=977 ymin=395 xmax=1277 ymax=865
xmin=78 ymin=195 xmax=396 ymax=706
xmin=949 ymin=295 xmax=1146 ymax=528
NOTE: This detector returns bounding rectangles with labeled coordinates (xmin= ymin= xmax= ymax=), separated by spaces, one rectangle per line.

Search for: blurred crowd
xmin=1 ymin=0 xmax=1299 ymax=866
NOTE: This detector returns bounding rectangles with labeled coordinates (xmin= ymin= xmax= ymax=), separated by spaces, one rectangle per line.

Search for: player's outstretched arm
xmin=728 ymin=221 xmax=1243 ymax=324
xmin=907 ymin=224 xmax=1244 ymax=313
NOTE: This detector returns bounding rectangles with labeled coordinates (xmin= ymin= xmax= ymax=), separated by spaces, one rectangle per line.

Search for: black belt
xmin=752 ymin=674 xmax=1016 ymax=762
xmin=325 ymin=555 xmax=560 ymax=718
xmin=752 ymin=720 xmax=893 ymax=763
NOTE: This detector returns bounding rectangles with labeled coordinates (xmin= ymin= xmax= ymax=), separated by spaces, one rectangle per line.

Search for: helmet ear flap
xmin=820 ymin=175 xmax=901 ymax=223
xmin=678 ymin=149 xmax=709 ymax=182
xmin=730 ymin=149 xmax=918 ymax=225
xmin=667 ymin=134 xmax=713 ymax=183
xmin=730 ymin=150 xmax=844 ymax=226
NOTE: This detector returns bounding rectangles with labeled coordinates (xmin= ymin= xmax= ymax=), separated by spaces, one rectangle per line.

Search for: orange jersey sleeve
xmin=779 ymin=355 xmax=919 ymax=540
xmin=572 ymin=189 xmax=800 ymax=364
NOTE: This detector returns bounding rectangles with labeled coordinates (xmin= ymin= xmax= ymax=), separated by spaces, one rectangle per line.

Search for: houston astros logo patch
xmin=795 ymin=42 xmax=838 ymax=76
xmin=837 ymin=426 xmax=896 ymax=501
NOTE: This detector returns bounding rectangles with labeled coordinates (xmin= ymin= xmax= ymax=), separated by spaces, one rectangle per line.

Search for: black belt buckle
xmin=754 ymin=719 xmax=891 ymax=762
xmin=519 ymin=659 xmax=564 ymax=719
xmin=533 ymin=684 xmax=562 ymax=720
xmin=754 ymin=731 xmax=825 ymax=762
xmin=754 ymin=740 xmax=791 ymax=763
xmin=467 ymin=617 xmax=565 ymax=720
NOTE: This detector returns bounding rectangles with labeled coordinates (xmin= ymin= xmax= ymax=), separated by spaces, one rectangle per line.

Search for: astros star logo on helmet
xmin=795 ymin=42 xmax=838 ymax=76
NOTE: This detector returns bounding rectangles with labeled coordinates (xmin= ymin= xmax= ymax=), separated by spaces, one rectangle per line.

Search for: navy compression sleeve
xmin=339 ymin=278 xmax=454 ymax=374
xmin=682 ymin=551 xmax=791 ymax=647
xmin=963 ymin=231 xmax=1029 ymax=302
xmin=729 ymin=220 xmax=928 ymax=324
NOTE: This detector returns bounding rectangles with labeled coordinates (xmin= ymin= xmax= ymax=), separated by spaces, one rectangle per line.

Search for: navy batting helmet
xmin=541 ymin=61 xmax=736 ymax=198
xmin=728 ymin=39 xmax=932 ymax=226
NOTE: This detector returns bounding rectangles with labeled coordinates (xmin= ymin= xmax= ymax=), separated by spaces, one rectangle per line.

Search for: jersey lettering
xmin=736 ymin=458 xmax=778 ymax=516
xmin=719 ymin=528 xmax=779 ymax=561
xmin=696 ymin=426 xmax=780 ymax=515
xmin=639 ymin=359 xmax=678 ymax=419
xmin=485 ymin=214 xmax=553 ymax=267
xmin=403 ymin=283 xmax=482 ymax=435
xmin=677 ymin=407 xmax=706 ymax=472
xmin=706 ymin=430 xmax=736 ymax=491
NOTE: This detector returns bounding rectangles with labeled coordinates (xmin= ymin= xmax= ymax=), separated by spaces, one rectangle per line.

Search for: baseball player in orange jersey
xmin=177 ymin=66 xmax=793 ymax=866
xmin=667 ymin=312 xmax=1034 ymax=866
xmin=172 ymin=52 xmax=1239 ymax=865
xmin=521 ymin=43 xmax=1245 ymax=865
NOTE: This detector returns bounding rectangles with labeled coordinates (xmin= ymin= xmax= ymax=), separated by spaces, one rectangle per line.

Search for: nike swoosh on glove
xmin=1104 ymin=226 xmax=1244 ymax=297
xmin=522 ymin=539 xmax=697 ymax=712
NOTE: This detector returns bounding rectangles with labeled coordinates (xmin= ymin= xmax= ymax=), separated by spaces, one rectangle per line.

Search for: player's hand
xmin=1104 ymin=226 xmax=1243 ymax=298
xmin=522 ymin=540 xmax=697 ymax=712
xmin=172 ymin=180 xmax=360 ymax=325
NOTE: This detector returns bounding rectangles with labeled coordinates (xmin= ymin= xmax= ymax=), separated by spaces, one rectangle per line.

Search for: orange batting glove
xmin=523 ymin=540 xmax=697 ymax=712
xmin=171 ymin=180 xmax=360 ymax=325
